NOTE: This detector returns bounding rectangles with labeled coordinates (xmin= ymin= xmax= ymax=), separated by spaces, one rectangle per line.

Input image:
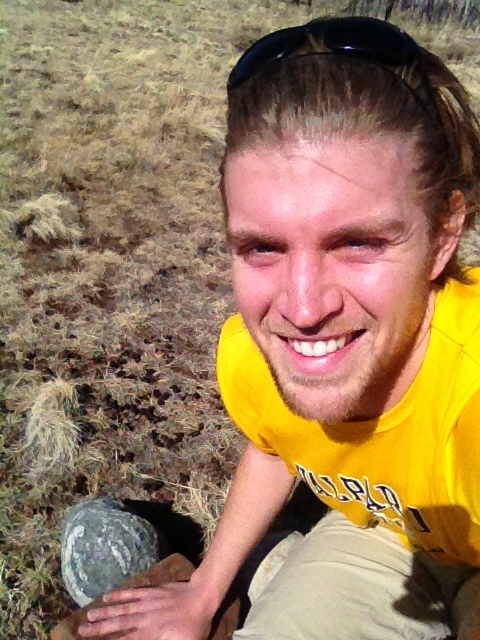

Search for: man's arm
xmin=79 ymin=442 xmax=296 ymax=640
xmin=189 ymin=441 xmax=296 ymax=606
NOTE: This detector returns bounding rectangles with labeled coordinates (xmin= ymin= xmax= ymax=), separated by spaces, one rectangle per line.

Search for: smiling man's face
xmin=224 ymin=137 xmax=457 ymax=423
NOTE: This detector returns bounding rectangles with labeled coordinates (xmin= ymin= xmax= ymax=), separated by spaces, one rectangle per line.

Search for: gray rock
xmin=61 ymin=498 xmax=168 ymax=606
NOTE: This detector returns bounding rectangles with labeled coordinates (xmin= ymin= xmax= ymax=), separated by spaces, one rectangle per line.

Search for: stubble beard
xmin=267 ymin=356 xmax=378 ymax=424
xmin=260 ymin=314 xmax=427 ymax=424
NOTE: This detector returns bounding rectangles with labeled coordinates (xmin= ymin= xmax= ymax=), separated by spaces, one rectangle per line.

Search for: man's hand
xmin=77 ymin=581 xmax=214 ymax=640
xmin=77 ymin=444 xmax=294 ymax=640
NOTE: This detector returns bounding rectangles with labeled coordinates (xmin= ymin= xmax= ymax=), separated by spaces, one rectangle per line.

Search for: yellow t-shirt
xmin=217 ymin=268 xmax=480 ymax=567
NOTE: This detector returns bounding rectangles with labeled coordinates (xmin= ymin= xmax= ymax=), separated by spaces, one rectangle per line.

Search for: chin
xmin=274 ymin=377 xmax=363 ymax=424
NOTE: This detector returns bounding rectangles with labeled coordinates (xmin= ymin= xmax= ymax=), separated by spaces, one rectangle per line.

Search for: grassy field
xmin=1 ymin=0 xmax=480 ymax=637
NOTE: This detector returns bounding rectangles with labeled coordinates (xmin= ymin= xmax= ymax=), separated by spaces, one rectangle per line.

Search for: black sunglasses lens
xmin=319 ymin=18 xmax=415 ymax=66
xmin=228 ymin=26 xmax=303 ymax=89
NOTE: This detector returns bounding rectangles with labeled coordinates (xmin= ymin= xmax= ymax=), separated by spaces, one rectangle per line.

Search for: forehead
xmin=223 ymin=136 xmax=422 ymax=233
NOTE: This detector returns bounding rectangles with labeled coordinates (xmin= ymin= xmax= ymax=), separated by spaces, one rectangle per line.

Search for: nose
xmin=277 ymin=252 xmax=343 ymax=331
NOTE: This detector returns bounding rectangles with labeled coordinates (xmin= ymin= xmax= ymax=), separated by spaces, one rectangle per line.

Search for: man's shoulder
xmin=216 ymin=314 xmax=279 ymax=440
xmin=218 ymin=313 xmax=257 ymax=358
xmin=217 ymin=313 xmax=273 ymax=392
xmin=433 ymin=268 xmax=480 ymax=357
xmin=416 ymin=269 xmax=480 ymax=432
xmin=219 ymin=313 xmax=250 ymax=343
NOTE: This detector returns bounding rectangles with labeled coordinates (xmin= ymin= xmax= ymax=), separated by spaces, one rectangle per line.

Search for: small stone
xmin=61 ymin=498 xmax=168 ymax=606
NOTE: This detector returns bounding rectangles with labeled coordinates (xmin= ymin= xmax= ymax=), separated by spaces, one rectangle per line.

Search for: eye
xmin=235 ymin=240 xmax=284 ymax=266
xmin=333 ymin=236 xmax=388 ymax=262
xmin=249 ymin=242 xmax=277 ymax=254
xmin=343 ymin=237 xmax=387 ymax=251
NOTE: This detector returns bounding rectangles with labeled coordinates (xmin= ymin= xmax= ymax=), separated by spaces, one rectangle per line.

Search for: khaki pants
xmin=235 ymin=511 xmax=478 ymax=640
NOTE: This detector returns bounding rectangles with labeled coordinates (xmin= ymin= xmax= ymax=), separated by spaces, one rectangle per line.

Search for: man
xmin=79 ymin=16 xmax=480 ymax=640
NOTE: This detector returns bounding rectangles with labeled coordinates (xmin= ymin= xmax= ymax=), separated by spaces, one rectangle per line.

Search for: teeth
xmin=290 ymin=334 xmax=350 ymax=358
xmin=313 ymin=341 xmax=327 ymax=357
xmin=326 ymin=339 xmax=337 ymax=354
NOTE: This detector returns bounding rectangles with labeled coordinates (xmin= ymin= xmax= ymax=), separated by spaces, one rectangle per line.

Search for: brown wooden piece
xmin=51 ymin=554 xmax=239 ymax=640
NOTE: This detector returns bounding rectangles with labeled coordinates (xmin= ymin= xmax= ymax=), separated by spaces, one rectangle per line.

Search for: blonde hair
xmin=223 ymin=44 xmax=480 ymax=285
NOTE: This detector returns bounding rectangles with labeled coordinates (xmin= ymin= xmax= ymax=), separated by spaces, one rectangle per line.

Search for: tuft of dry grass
xmin=22 ymin=378 xmax=80 ymax=477
xmin=8 ymin=194 xmax=84 ymax=244
xmin=0 ymin=0 xmax=479 ymax=638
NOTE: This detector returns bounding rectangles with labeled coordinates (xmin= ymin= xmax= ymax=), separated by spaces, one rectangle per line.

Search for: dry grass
xmin=348 ymin=0 xmax=480 ymax=25
xmin=22 ymin=378 xmax=80 ymax=477
xmin=1 ymin=0 xmax=480 ymax=637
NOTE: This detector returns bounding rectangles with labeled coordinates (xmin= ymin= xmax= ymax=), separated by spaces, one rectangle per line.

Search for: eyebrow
xmin=227 ymin=218 xmax=407 ymax=247
xmin=329 ymin=218 xmax=407 ymax=239
xmin=226 ymin=229 xmax=282 ymax=248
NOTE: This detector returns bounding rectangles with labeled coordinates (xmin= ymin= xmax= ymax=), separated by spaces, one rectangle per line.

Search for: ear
xmin=429 ymin=190 xmax=466 ymax=281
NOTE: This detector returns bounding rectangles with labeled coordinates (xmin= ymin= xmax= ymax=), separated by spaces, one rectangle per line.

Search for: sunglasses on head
xmin=227 ymin=16 xmax=439 ymax=123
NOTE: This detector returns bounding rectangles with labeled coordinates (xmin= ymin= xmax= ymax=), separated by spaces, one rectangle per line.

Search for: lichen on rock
xmin=61 ymin=498 xmax=168 ymax=606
